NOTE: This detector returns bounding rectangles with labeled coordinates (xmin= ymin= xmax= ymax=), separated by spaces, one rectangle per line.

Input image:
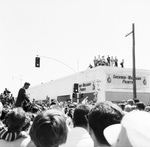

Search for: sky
xmin=0 ymin=0 xmax=150 ymax=97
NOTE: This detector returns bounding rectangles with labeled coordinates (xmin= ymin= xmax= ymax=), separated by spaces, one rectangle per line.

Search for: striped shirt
xmin=0 ymin=127 xmax=20 ymax=141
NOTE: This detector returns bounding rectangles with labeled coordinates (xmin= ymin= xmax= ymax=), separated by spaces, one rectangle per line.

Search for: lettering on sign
xmin=79 ymin=81 xmax=95 ymax=92
xmin=107 ymin=74 xmax=148 ymax=87
xmin=80 ymin=88 xmax=86 ymax=91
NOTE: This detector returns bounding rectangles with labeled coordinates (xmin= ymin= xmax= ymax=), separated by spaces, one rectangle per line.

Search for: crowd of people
xmin=89 ymin=55 xmax=124 ymax=69
xmin=0 ymin=82 xmax=150 ymax=147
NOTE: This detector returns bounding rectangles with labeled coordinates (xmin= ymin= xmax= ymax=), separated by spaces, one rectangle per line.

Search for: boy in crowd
xmin=0 ymin=107 xmax=28 ymax=141
xmin=29 ymin=109 xmax=68 ymax=147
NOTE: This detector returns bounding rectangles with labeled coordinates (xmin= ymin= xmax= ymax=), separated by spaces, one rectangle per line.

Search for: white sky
xmin=0 ymin=0 xmax=150 ymax=96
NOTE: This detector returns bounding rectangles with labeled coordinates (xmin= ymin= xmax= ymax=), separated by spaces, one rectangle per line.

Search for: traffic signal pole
xmin=35 ymin=55 xmax=79 ymax=102
xmin=35 ymin=55 xmax=76 ymax=73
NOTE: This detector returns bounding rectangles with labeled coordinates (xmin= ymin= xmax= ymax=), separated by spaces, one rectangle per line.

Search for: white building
xmin=27 ymin=66 xmax=150 ymax=104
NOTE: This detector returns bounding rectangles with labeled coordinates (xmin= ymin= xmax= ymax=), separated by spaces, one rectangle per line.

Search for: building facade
xmin=27 ymin=66 xmax=150 ymax=104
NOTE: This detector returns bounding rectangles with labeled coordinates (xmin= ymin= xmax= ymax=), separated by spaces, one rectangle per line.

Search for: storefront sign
xmin=106 ymin=74 xmax=148 ymax=87
xmin=79 ymin=81 xmax=96 ymax=92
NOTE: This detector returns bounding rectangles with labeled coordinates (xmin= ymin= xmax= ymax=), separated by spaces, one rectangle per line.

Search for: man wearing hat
xmin=15 ymin=82 xmax=31 ymax=108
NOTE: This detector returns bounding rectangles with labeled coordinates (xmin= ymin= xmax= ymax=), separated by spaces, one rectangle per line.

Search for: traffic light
xmin=35 ymin=57 xmax=40 ymax=67
xmin=73 ymin=83 xmax=79 ymax=93
xmin=72 ymin=93 xmax=76 ymax=98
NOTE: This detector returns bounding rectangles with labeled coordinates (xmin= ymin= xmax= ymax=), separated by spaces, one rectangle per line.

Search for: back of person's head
xmin=136 ymin=101 xmax=145 ymax=110
xmin=145 ymin=105 xmax=150 ymax=112
xmin=6 ymin=107 xmax=26 ymax=132
xmin=127 ymin=99 xmax=135 ymax=106
xmin=88 ymin=101 xmax=124 ymax=145
xmin=118 ymin=103 xmax=125 ymax=111
xmin=29 ymin=109 xmax=68 ymax=147
xmin=73 ymin=104 xmax=90 ymax=128
xmin=124 ymin=104 xmax=132 ymax=112
xmin=133 ymin=98 xmax=140 ymax=104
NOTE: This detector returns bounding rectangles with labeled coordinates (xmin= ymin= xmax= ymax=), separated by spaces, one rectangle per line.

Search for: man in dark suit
xmin=15 ymin=82 xmax=30 ymax=107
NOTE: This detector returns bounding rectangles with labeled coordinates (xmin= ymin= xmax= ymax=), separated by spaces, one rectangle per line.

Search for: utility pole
xmin=132 ymin=23 xmax=137 ymax=99
xmin=126 ymin=23 xmax=137 ymax=99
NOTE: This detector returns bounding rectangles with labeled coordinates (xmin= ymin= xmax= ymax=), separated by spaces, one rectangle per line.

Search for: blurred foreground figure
xmin=104 ymin=110 xmax=150 ymax=147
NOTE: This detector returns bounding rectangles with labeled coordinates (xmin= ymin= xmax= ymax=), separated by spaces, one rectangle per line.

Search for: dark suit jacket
xmin=15 ymin=88 xmax=30 ymax=107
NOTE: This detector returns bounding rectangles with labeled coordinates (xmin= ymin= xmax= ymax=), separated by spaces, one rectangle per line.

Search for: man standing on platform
xmin=107 ymin=55 xmax=110 ymax=66
xmin=120 ymin=59 xmax=124 ymax=68
xmin=114 ymin=56 xmax=118 ymax=67
xmin=93 ymin=56 xmax=98 ymax=67
xmin=15 ymin=82 xmax=30 ymax=107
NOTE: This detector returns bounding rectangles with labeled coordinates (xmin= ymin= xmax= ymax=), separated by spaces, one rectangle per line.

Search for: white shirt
xmin=61 ymin=127 xmax=94 ymax=147
xmin=0 ymin=136 xmax=36 ymax=147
